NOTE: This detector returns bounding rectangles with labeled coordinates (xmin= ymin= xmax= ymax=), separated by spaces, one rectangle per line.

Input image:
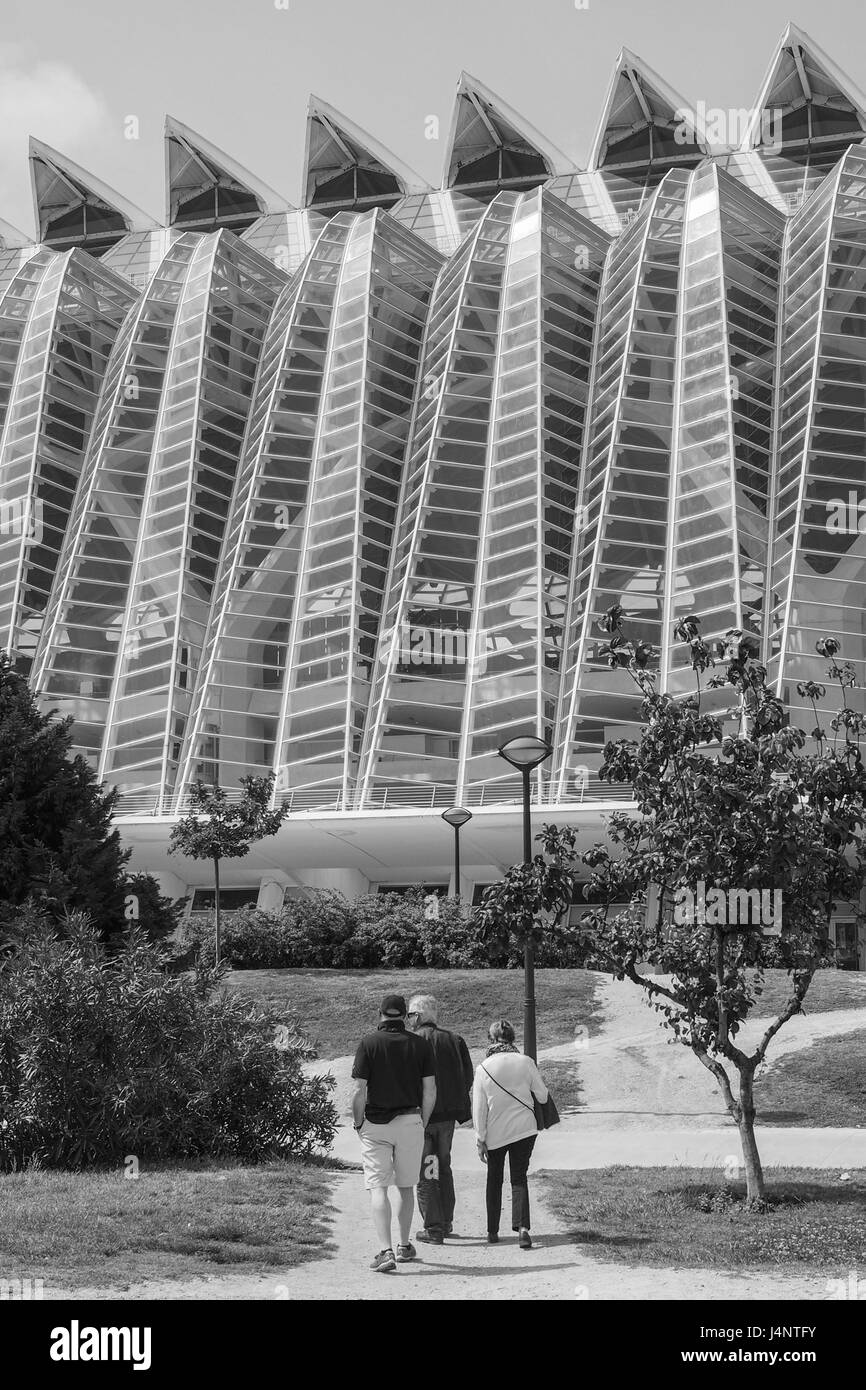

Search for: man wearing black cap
xmin=351 ymin=994 xmax=437 ymax=1273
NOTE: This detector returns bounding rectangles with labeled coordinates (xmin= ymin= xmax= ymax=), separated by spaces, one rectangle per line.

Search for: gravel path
xmin=47 ymin=1168 xmax=839 ymax=1302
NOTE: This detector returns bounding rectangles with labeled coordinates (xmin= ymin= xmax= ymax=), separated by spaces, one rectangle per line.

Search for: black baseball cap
xmin=381 ymin=993 xmax=407 ymax=1018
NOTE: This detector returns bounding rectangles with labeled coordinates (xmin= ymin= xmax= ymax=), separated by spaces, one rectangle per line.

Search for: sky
xmin=1 ymin=0 xmax=866 ymax=235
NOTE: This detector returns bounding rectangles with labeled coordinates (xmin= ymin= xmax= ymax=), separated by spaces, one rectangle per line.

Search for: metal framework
xmin=3 ymin=24 xmax=866 ymax=814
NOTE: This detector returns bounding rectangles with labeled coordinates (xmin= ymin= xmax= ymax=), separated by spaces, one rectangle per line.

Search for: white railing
xmin=112 ymin=774 xmax=633 ymax=818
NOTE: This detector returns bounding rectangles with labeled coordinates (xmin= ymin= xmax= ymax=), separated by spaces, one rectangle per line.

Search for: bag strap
xmin=480 ymin=1063 xmax=536 ymax=1118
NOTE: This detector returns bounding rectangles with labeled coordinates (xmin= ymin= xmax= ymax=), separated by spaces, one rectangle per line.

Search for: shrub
xmin=186 ymin=905 xmax=289 ymax=969
xmin=347 ymin=891 xmax=431 ymax=968
xmin=415 ymin=895 xmax=491 ymax=968
xmin=180 ymin=888 xmax=585 ymax=970
xmin=0 ymin=912 xmax=338 ymax=1171
xmin=281 ymin=892 xmax=355 ymax=967
xmin=185 ymin=894 xmax=355 ymax=969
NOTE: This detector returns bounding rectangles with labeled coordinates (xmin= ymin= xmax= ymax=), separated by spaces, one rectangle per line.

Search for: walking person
xmin=473 ymin=1018 xmax=549 ymax=1250
xmin=351 ymin=994 xmax=437 ymax=1273
xmin=407 ymin=994 xmax=473 ymax=1245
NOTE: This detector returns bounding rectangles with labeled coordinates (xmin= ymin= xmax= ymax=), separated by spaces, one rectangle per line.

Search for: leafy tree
xmin=476 ymin=825 xmax=579 ymax=956
xmin=0 ymin=654 xmax=128 ymax=934
xmin=575 ymin=607 xmax=866 ymax=1205
xmin=476 ymin=826 xmax=580 ymax=1053
xmin=169 ymin=777 xmax=288 ymax=964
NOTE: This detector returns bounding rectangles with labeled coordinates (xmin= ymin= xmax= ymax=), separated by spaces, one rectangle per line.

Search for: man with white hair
xmin=407 ymin=993 xmax=474 ymax=1245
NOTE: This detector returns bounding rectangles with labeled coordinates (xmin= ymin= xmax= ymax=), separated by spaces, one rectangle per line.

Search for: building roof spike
xmin=588 ymin=49 xmax=710 ymax=171
xmin=739 ymin=23 xmax=866 ymax=151
xmin=29 ymin=137 xmax=157 ymax=251
xmin=303 ymin=96 xmax=428 ymax=211
xmin=165 ymin=116 xmax=288 ymax=230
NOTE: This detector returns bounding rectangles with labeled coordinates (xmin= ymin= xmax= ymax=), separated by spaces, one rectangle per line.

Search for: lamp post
xmin=497 ymin=734 xmax=553 ymax=1061
xmin=441 ymin=806 xmax=472 ymax=902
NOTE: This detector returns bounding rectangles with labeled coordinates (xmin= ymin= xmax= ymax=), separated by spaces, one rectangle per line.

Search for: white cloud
xmin=0 ymin=46 xmax=110 ymax=234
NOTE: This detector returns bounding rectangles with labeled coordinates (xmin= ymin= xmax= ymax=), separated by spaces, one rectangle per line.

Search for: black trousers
xmin=416 ymin=1120 xmax=456 ymax=1237
xmin=485 ymin=1134 xmax=536 ymax=1234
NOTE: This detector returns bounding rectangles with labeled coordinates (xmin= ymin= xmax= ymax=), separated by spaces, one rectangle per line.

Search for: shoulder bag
xmin=480 ymin=1063 xmax=561 ymax=1131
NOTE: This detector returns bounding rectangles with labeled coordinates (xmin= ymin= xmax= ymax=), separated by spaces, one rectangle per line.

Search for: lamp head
xmin=441 ymin=806 xmax=472 ymax=829
xmin=497 ymin=735 xmax=553 ymax=772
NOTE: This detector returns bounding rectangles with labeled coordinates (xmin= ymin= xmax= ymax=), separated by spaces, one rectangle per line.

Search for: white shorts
xmin=358 ymin=1112 xmax=425 ymax=1189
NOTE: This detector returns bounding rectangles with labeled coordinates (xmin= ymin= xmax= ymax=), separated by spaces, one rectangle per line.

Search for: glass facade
xmin=2 ymin=23 xmax=866 ymax=822
xmin=0 ymin=249 xmax=136 ymax=670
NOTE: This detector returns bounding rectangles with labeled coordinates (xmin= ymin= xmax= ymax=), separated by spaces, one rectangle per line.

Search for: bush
xmin=185 ymin=894 xmax=355 ymax=969
xmin=347 ymin=892 xmax=432 ymax=968
xmin=0 ymin=911 xmax=338 ymax=1171
xmin=414 ymin=895 xmax=491 ymax=968
xmin=277 ymin=892 xmax=355 ymax=967
xmin=181 ymin=888 xmax=585 ymax=970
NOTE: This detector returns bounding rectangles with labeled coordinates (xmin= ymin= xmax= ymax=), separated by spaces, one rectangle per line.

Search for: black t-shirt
xmin=352 ymin=1021 xmax=436 ymax=1123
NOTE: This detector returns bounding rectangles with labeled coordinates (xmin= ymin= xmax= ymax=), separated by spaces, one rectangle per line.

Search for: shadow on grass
xmin=547 ymin=1229 xmax=653 ymax=1250
xmin=756 ymin=1110 xmax=809 ymax=1124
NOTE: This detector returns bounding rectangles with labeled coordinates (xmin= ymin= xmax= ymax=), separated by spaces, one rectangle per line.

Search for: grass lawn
xmin=748 ymin=968 xmax=866 ymax=1017
xmin=227 ymin=967 xmax=606 ymax=1059
xmin=756 ymin=1028 xmax=866 ymax=1127
xmin=539 ymin=1167 xmax=866 ymax=1270
xmin=0 ymin=1160 xmax=335 ymax=1291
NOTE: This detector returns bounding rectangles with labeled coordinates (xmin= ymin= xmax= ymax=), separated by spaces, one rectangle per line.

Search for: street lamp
xmin=497 ymin=734 xmax=553 ymax=1061
xmin=441 ymin=806 xmax=472 ymax=902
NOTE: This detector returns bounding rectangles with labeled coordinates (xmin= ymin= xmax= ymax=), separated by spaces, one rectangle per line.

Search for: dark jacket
xmin=415 ymin=1023 xmax=473 ymax=1124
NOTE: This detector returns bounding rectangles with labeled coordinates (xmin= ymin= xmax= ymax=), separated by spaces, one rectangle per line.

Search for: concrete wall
xmin=294 ymin=867 xmax=370 ymax=897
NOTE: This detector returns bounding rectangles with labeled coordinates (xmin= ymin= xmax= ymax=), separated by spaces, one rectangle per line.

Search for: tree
xmin=574 ymin=607 xmax=866 ymax=1206
xmin=0 ymin=654 xmax=128 ymax=933
xmin=476 ymin=825 xmax=580 ymax=968
xmin=122 ymin=872 xmax=185 ymax=944
xmin=169 ymin=777 xmax=289 ymax=965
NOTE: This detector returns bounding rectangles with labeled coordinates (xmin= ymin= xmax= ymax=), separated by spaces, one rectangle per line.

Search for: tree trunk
xmin=737 ymin=1066 xmax=766 ymax=1205
xmin=693 ymin=1044 xmax=767 ymax=1208
xmin=213 ymin=855 xmax=221 ymax=966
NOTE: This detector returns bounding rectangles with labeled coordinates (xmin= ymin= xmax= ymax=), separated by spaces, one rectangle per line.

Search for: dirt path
xmin=305 ymin=975 xmax=866 ymax=1134
xmin=47 ymin=977 xmax=864 ymax=1300
xmin=48 ymin=1168 xmax=838 ymax=1302
xmin=570 ymin=977 xmax=866 ymax=1129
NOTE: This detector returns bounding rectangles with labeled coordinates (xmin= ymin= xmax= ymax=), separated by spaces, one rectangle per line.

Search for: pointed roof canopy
xmin=166 ymin=117 xmax=287 ymax=232
xmin=588 ymin=50 xmax=709 ymax=172
xmin=29 ymin=138 xmax=156 ymax=255
xmin=445 ymin=73 xmax=572 ymax=192
xmin=740 ymin=23 xmax=866 ymax=151
xmin=0 ymin=218 xmax=30 ymax=249
xmin=303 ymin=98 xmax=426 ymax=212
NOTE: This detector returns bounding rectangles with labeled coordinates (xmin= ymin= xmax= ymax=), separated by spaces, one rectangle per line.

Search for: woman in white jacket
xmin=472 ymin=1018 xmax=549 ymax=1249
